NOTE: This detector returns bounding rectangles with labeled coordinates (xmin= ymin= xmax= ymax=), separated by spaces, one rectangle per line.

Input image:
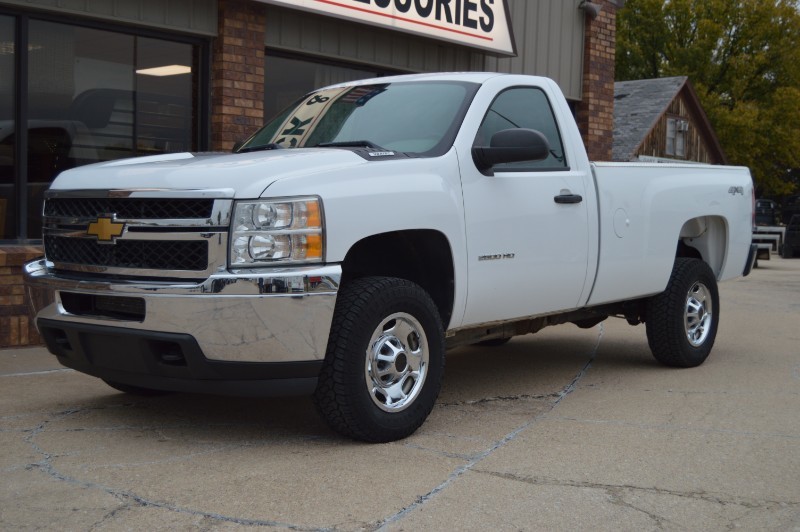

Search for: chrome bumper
xmin=24 ymin=259 xmax=340 ymax=363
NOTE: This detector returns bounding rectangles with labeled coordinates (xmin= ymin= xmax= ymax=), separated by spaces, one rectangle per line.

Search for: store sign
xmin=258 ymin=0 xmax=516 ymax=55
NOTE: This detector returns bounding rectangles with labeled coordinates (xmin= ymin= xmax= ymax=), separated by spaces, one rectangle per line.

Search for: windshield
xmin=238 ymin=81 xmax=479 ymax=157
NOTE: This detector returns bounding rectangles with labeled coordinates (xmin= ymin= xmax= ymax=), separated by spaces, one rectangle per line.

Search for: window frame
xmin=665 ymin=116 xmax=688 ymax=158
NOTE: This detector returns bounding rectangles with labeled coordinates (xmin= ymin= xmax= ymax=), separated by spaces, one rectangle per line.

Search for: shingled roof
xmin=613 ymin=76 xmax=688 ymax=161
xmin=613 ymin=76 xmax=727 ymax=164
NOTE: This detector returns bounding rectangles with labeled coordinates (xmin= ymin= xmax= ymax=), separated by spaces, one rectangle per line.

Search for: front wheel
xmin=313 ymin=277 xmax=445 ymax=442
xmin=646 ymin=258 xmax=719 ymax=367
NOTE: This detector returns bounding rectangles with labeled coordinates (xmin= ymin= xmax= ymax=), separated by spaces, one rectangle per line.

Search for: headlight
xmin=230 ymin=197 xmax=324 ymax=266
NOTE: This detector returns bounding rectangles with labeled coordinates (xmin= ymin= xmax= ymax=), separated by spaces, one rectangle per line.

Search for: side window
xmin=474 ymin=87 xmax=568 ymax=171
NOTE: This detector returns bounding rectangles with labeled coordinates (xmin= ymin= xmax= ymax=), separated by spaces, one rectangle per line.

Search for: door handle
xmin=554 ymin=194 xmax=583 ymax=204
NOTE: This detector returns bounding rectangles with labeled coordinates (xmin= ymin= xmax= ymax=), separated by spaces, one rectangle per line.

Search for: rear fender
xmin=680 ymin=216 xmax=727 ymax=277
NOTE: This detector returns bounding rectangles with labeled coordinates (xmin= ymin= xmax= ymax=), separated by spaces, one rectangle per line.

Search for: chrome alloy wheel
xmin=365 ymin=312 xmax=429 ymax=412
xmin=684 ymin=281 xmax=713 ymax=347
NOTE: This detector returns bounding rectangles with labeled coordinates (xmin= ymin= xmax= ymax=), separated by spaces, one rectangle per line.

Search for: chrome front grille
xmin=42 ymin=190 xmax=233 ymax=279
xmin=44 ymin=236 xmax=209 ymax=271
xmin=45 ymin=198 xmax=215 ymax=220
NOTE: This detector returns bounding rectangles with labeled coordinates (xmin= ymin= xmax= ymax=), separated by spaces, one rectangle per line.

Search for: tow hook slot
xmin=150 ymin=340 xmax=187 ymax=366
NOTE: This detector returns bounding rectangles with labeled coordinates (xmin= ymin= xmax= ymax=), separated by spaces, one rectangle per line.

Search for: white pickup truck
xmin=25 ymin=72 xmax=757 ymax=442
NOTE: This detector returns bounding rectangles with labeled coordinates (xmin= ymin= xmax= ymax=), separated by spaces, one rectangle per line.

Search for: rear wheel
xmin=313 ymin=277 xmax=445 ymax=442
xmin=646 ymin=258 xmax=719 ymax=367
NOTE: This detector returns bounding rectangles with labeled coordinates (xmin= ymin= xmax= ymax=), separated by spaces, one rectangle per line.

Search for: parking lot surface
xmin=2 ymin=258 xmax=799 ymax=530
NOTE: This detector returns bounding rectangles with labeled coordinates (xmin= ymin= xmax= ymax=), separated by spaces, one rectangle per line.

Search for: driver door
xmin=460 ymin=86 xmax=591 ymax=325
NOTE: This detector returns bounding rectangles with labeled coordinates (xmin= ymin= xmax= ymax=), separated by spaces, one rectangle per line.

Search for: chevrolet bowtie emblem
xmin=87 ymin=216 xmax=125 ymax=242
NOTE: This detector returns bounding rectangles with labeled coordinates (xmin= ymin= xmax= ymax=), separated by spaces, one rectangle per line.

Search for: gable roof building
xmin=613 ymin=76 xmax=727 ymax=164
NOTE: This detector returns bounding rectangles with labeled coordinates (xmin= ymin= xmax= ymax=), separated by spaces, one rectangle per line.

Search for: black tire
xmin=646 ymin=258 xmax=719 ymax=368
xmin=102 ymin=379 xmax=172 ymax=396
xmin=313 ymin=277 xmax=445 ymax=443
xmin=782 ymin=245 xmax=794 ymax=258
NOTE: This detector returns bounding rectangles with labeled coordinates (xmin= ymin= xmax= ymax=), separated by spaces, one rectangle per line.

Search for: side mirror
xmin=471 ymin=128 xmax=550 ymax=174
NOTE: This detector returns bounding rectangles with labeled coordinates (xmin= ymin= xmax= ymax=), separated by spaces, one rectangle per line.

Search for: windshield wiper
xmin=316 ymin=140 xmax=387 ymax=150
xmin=237 ymin=143 xmax=285 ymax=153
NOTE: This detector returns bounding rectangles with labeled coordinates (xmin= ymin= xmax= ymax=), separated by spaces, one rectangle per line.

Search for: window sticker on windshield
xmin=270 ymin=87 xmax=347 ymax=147
xmin=339 ymin=86 xmax=387 ymax=106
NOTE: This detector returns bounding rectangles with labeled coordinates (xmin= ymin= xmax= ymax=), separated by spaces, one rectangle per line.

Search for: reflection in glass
xmin=20 ymin=21 xmax=197 ymax=240
xmin=136 ymin=37 xmax=194 ymax=154
xmin=242 ymin=81 xmax=476 ymax=157
xmin=476 ymin=87 xmax=568 ymax=170
xmin=0 ymin=16 xmax=14 ymax=239
xmin=27 ymin=22 xmax=135 ymax=237
xmin=264 ymin=54 xmax=378 ymax=123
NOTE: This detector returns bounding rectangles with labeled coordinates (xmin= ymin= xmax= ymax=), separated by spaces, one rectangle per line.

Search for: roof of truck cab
xmin=320 ymin=72 xmax=543 ymax=89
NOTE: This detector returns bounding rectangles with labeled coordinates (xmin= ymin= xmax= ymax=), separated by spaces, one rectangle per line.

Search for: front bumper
xmin=24 ymin=260 xmax=341 ymax=394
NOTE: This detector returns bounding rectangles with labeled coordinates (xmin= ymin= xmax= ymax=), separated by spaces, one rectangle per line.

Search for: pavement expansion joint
xmin=436 ymin=392 xmax=561 ymax=407
xmin=5 ymin=260 xmax=800 ymax=530
xmin=471 ymin=469 xmax=800 ymax=511
xmin=371 ymin=324 xmax=605 ymax=531
xmin=606 ymin=486 xmax=674 ymax=529
xmin=544 ymin=415 xmax=800 ymax=440
xmin=18 ymin=402 xmax=330 ymax=531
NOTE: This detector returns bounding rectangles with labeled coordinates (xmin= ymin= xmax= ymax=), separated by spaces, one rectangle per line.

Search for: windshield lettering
xmin=239 ymin=81 xmax=478 ymax=157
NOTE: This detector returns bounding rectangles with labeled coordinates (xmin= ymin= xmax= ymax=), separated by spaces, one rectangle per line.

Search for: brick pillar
xmin=577 ymin=0 xmax=619 ymax=162
xmin=1 ymin=246 xmax=44 ymax=347
xmin=211 ymin=0 xmax=266 ymax=151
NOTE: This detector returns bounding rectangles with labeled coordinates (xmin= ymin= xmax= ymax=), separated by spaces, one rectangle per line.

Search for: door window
xmin=475 ymin=87 xmax=568 ymax=171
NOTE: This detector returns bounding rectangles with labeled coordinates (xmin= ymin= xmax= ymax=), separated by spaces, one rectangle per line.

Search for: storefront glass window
xmin=13 ymin=20 xmax=200 ymax=240
xmin=27 ymin=23 xmax=134 ymax=238
xmin=0 ymin=16 xmax=15 ymax=239
xmin=136 ymin=37 xmax=195 ymax=154
xmin=264 ymin=54 xmax=379 ymax=121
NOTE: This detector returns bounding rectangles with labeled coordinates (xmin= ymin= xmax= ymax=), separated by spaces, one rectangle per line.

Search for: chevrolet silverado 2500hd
xmin=25 ymin=72 xmax=757 ymax=442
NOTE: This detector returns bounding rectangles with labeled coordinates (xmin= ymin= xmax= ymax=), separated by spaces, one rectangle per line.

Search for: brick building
xmin=0 ymin=0 xmax=621 ymax=347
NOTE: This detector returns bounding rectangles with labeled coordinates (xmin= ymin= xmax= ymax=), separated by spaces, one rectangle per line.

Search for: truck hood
xmin=48 ymin=149 xmax=370 ymax=198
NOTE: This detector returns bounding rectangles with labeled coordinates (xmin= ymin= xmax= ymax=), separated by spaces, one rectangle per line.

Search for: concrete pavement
xmin=1 ymin=258 xmax=799 ymax=530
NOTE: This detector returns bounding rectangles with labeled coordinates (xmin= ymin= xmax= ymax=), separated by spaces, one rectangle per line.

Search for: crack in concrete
xmin=371 ymin=324 xmax=605 ymax=531
xmin=19 ymin=404 xmax=333 ymax=530
xmin=436 ymin=393 xmax=561 ymax=407
xmin=654 ymin=388 xmax=800 ymax=397
xmin=544 ymin=415 xmax=800 ymax=440
xmin=399 ymin=442 xmax=476 ymax=461
xmin=473 ymin=470 xmax=800 ymax=511
xmin=87 ymin=502 xmax=135 ymax=531
xmin=26 ymin=453 xmax=330 ymax=530
xmin=605 ymin=486 xmax=673 ymax=529
xmin=24 ymin=456 xmax=333 ymax=531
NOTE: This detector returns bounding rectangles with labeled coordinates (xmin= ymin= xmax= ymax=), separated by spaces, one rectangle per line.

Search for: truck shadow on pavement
xmin=54 ymin=327 xmax=661 ymax=444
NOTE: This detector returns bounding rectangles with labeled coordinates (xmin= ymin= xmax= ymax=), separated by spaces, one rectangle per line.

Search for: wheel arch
xmin=340 ymin=229 xmax=455 ymax=327
xmin=678 ymin=215 xmax=728 ymax=277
